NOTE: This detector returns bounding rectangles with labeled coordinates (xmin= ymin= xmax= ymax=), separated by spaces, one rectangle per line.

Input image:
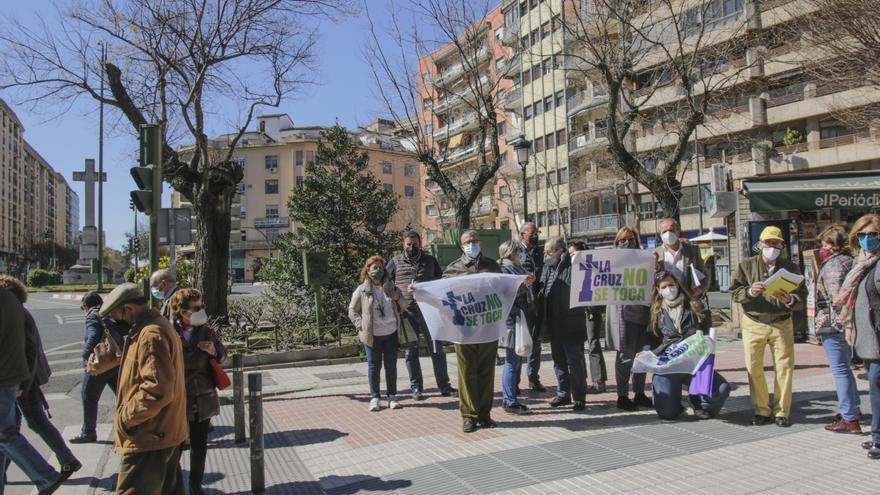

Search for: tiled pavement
xmin=86 ymin=341 xmax=879 ymax=494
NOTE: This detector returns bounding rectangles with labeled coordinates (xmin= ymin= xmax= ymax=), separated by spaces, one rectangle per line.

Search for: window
xmin=265 ymin=179 xmax=278 ymax=194
xmin=522 ymin=69 xmax=531 ymax=85
xmin=542 ymin=22 xmax=550 ymax=39
xmin=496 ymin=57 xmax=505 ymax=71
xmin=556 ymin=129 xmax=567 ymax=145
xmin=820 ymin=121 xmax=853 ymax=139
xmin=548 ymin=209 xmax=558 ymax=226
xmin=544 ymin=96 xmax=553 ymax=112
xmin=232 ymin=157 xmax=246 ymax=170
xmin=592 ymin=80 xmax=608 ymax=97
xmin=296 ymin=176 xmax=304 ymax=189
xmin=495 ymin=27 xmax=504 ymax=41
xmin=542 ymin=57 xmax=552 ymax=76
xmin=423 ymin=99 xmax=434 ymax=111
xmin=530 ymin=29 xmax=539 ymax=46
xmin=295 ymin=150 xmax=304 ymax=167
xmin=382 ymin=161 xmax=393 ymax=174
xmin=531 ymin=64 xmax=541 ymax=81
xmin=557 ymin=167 xmax=569 ymax=184
xmin=524 ymin=105 xmax=533 ymax=121
xmin=265 ymin=155 xmax=278 ymax=172
xmin=240 ymin=230 xmax=247 ymax=242
xmin=499 ymin=185 xmax=510 ymax=199
xmin=426 ymin=204 xmax=438 ymax=216
xmin=266 ymin=229 xmax=280 ymax=241
xmin=505 ymin=8 xmax=519 ymax=29
xmin=423 ymin=124 xmax=433 ymax=136
xmin=555 ymin=90 xmax=565 ymax=107
xmin=404 ymin=185 xmax=415 ymax=197
xmin=521 ymin=36 xmax=530 ymax=50
xmin=404 ymin=164 xmax=415 ymax=176
xmin=384 ymin=183 xmax=393 ymax=192
xmin=533 ymin=101 xmax=543 ymax=117
xmin=265 ymin=205 xmax=279 ymax=218
xmin=538 ymin=211 xmax=546 ymax=227
xmin=535 ymin=136 xmax=544 ymax=152
xmin=594 ymin=119 xmax=608 ymax=138
xmin=545 ymin=132 xmax=555 ymax=149
xmin=498 ymin=121 xmax=507 ymax=136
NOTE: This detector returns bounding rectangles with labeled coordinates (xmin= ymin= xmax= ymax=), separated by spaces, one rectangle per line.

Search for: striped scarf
xmin=835 ymin=250 xmax=879 ymax=340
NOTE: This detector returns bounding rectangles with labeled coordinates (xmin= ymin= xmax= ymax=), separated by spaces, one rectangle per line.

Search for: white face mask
xmin=661 ymin=231 xmax=678 ymax=246
xmin=660 ymin=285 xmax=679 ymax=301
xmin=189 ymin=309 xmax=208 ymax=327
xmin=762 ymin=247 xmax=781 ymax=261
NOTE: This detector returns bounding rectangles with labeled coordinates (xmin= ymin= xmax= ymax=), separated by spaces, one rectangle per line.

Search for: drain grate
xmin=313 ymin=370 xmax=364 ymax=381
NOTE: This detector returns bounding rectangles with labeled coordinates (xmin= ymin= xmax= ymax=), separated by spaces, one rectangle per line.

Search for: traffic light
xmin=130 ymin=124 xmax=162 ymax=214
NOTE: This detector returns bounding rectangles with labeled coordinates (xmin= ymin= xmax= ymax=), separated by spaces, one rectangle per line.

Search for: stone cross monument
xmin=65 ymin=159 xmax=106 ymax=282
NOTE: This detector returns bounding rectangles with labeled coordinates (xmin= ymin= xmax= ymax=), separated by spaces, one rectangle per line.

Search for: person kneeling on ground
xmin=647 ymin=272 xmax=730 ymax=421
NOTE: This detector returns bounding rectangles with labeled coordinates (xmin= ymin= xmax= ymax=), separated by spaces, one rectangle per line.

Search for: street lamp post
xmin=514 ymin=138 xmax=532 ymax=222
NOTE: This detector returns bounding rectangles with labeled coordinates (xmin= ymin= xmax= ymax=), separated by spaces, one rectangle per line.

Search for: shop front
xmin=742 ymin=171 xmax=880 ymax=340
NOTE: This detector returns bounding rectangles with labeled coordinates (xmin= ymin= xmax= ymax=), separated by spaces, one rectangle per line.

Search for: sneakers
xmin=462 ymin=419 xmax=477 ymax=433
xmin=775 ymin=416 xmax=791 ymax=428
xmin=60 ymin=459 xmax=82 ymax=480
xmin=549 ymin=395 xmax=572 ymax=407
xmin=412 ymin=390 xmax=426 ymax=401
xmin=633 ymin=393 xmax=653 ymax=408
xmin=825 ymin=418 xmax=861 ymax=433
xmin=388 ymin=396 xmax=402 ymax=410
xmin=693 ymin=409 xmax=712 ymax=420
xmin=368 ymin=398 xmax=380 ymax=412
xmin=869 ymin=445 xmax=880 ymax=460
xmin=529 ymin=379 xmax=547 ymax=392
xmin=503 ymin=403 xmax=528 ymax=415
xmin=751 ymin=414 xmax=772 ymax=426
xmin=440 ymin=387 xmax=459 ymax=398
xmin=616 ymin=396 xmax=638 ymax=412
xmin=68 ymin=433 xmax=97 ymax=444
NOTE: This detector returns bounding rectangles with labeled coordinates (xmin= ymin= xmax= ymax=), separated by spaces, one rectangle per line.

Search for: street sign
xmin=157 ymin=208 xmax=193 ymax=245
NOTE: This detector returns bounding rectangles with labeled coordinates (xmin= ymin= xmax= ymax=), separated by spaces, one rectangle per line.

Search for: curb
xmin=51 ymin=293 xmax=86 ymax=300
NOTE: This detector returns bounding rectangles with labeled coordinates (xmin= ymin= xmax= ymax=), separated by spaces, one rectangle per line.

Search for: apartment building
xmin=0 ymin=98 xmax=78 ymax=273
xmin=417 ymin=5 xmax=522 ymax=243
xmin=500 ymin=0 xmax=571 ymax=240
xmin=175 ymin=114 xmax=421 ymax=282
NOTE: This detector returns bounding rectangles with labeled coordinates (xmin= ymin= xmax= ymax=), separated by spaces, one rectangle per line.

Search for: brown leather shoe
xmin=462 ymin=419 xmax=477 ymax=433
xmin=825 ymin=418 xmax=862 ymax=434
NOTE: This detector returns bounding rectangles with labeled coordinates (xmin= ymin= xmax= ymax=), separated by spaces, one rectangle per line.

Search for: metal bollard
xmin=248 ymin=373 xmax=265 ymax=493
xmin=233 ymin=354 xmax=246 ymax=444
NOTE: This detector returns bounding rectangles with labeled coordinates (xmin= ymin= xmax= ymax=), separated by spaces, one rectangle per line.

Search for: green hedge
xmin=28 ymin=269 xmax=62 ymax=287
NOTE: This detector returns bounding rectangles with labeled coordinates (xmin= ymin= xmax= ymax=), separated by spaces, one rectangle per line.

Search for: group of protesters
xmin=349 ymin=214 xmax=880 ymax=461
xmin=1 ymin=268 xmax=226 ymax=494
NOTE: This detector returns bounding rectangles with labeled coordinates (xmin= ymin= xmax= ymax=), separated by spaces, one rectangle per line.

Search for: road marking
xmin=48 ymin=356 xmax=85 ymax=366
xmin=55 ymin=314 xmax=63 ymax=324
xmin=44 ymin=342 xmax=82 ymax=354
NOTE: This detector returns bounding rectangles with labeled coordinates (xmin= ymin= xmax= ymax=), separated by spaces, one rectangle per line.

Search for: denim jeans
xmin=866 ymin=360 xmax=880 ymax=445
xmin=0 ymin=386 xmax=59 ymax=492
xmin=80 ymin=368 xmax=118 ymax=437
xmin=403 ymin=309 xmax=450 ymax=393
xmin=501 ymin=345 xmax=522 ymax=406
xmin=550 ymin=333 xmax=587 ymax=402
xmin=651 ymin=372 xmax=730 ymax=420
xmin=17 ymin=387 xmax=77 ymax=467
xmin=821 ymin=332 xmax=861 ymax=421
xmin=365 ymin=333 xmax=398 ymax=399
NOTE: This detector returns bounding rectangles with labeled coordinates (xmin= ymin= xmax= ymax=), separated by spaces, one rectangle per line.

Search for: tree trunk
xmin=455 ymin=203 xmax=472 ymax=231
xmin=651 ymin=178 xmax=683 ymax=221
xmin=192 ymin=187 xmax=234 ymax=319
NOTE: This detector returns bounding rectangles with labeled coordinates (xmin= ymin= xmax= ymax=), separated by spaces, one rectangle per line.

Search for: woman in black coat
xmin=169 ymin=288 xmax=226 ymax=495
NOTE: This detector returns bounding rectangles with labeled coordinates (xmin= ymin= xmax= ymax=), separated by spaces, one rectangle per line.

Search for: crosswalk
xmin=45 ymin=342 xmax=87 ymax=377
xmin=55 ymin=313 xmax=87 ymax=325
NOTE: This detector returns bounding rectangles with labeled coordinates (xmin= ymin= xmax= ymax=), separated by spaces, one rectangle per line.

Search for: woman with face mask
xmin=348 ymin=255 xmax=407 ymax=412
xmin=813 ymin=225 xmax=862 ymax=434
xmin=836 ymin=214 xmax=880 ymax=459
xmin=648 ymin=272 xmax=730 ymax=420
xmin=169 ymin=288 xmax=226 ymax=495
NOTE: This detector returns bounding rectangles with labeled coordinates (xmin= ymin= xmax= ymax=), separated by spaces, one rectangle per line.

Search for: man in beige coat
xmin=100 ymin=283 xmax=187 ymax=494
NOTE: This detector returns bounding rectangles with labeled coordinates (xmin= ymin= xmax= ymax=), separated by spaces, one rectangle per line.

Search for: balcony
xmin=254 ymin=217 xmax=290 ymax=229
xmin=471 ymin=201 xmax=496 ymax=218
xmin=433 ymin=76 xmax=487 ymax=114
xmin=439 ymin=143 xmax=480 ymax=165
xmin=567 ymin=91 xmax=609 ymax=116
xmin=568 ymin=129 xmax=609 ymax=157
xmin=433 ymin=112 xmax=480 ymax=141
xmin=570 ymin=214 xmax=620 ymax=235
xmin=501 ymin=25 xmax=520 ymax=47
xmin=434 ymin=47 xmax=490 ymax=86
xmin=503 ymin=91 xmax=521 ymax=113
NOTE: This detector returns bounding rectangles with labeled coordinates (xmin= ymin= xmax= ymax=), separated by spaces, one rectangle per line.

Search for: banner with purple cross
xmin=569 ymin=249 xmax=656 ymax=308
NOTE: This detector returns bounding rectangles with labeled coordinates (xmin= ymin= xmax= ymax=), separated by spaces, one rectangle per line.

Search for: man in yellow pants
xmin=730 ymin=226 xmax=806 ymax=427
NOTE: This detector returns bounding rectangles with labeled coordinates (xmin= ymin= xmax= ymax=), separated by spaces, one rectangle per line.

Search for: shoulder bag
xmin=86 ymin=320 xmax=122 ymax=376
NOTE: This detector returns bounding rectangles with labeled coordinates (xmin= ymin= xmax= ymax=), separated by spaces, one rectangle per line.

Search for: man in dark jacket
xmin=539 ymin=237 xmax=588 ymax=411
xmin=0 ymin=287 xmax=64 ymax=494
xmin=386 ymin=231 xmax=457 ymax=399
xmin=443 ymin=230 xmax=501 ymax=433
xmin=518 ymin=222 xmax=546 ymax=391
xmin=730 ymin=226 xmax=806 ymax=427
xmin=150 ymin=269 xmax=179 ymax=319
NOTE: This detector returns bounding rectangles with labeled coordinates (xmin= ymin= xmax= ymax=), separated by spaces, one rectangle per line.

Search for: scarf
xmin=835 ymin=249 xmax=880 ymax=340
xmin=661 ymin=293 xmax=686 ymax=335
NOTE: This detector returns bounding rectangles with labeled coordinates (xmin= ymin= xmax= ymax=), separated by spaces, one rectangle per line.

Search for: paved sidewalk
xmin=78 ymin=341 xmax=877 ymax=494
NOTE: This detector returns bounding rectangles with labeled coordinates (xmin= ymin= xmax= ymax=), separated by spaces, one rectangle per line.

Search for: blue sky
xmin=3 ymin=2 xmax=403 ymax=251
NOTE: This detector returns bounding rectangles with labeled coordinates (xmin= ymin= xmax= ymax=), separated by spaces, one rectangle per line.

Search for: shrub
xmin=124 ymin=267 xmax=137 ymax=283
xmin=28 ymin=269 xmax=61 ymax=287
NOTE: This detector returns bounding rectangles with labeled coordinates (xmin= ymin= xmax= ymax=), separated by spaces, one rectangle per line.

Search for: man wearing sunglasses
xmin=730 ymin=226 xmax=806 ymax=428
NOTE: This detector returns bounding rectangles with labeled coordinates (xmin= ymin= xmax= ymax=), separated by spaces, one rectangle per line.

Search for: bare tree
xmin=0 ymin=0 xmax=350 ymax=316
xmin=365 ymin=0 xmax=513 ymax=230
xmin=563 ymin=0 xmax=754 ymax=218
xmin=787 ymin=0 xmax=880 ymax=129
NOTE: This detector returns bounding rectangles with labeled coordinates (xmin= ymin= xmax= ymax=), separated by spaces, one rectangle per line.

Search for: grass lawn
xmin=26 ymin=284 xmax=118 ymax=293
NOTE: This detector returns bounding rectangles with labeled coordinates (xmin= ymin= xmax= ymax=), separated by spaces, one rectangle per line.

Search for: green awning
xmin=744 ymin=174 xmax=880 ymax=211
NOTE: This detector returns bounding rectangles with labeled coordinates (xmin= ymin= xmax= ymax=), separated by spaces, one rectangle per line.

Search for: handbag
xmin=514 ymin=311 xmax=533 ymax=357
xmin=209 ymin=359 xmax=231 ymax=390
xmin=86 ymin=320 xmax=121 ymax=376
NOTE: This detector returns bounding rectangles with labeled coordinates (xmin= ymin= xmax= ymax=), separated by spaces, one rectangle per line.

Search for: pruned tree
xmin=562 ymin=0 xmax=755 ymax=218
xmin=365 ymin=0 xmax=513 ymax=230
xmin=0 ymin=0 xmax=350 ymax=317
xmin=787 ymin=0 xmax=880 ymax=129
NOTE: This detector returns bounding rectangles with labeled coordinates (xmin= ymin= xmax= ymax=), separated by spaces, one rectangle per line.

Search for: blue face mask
xmin=463 ymin=242 xmax=481 ymax=258
xmin=150 ymin=287 xmax=164 ymax=300
xmin=859 ymin=235 xmax=880 ymax=252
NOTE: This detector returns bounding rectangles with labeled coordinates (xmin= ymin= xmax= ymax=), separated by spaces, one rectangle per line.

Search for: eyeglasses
xmin=858 ymin=232 xmax=880 ymax=240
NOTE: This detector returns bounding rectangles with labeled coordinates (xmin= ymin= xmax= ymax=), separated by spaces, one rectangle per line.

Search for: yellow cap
xmin=759 ymin=226 xmax=784 ymax=242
